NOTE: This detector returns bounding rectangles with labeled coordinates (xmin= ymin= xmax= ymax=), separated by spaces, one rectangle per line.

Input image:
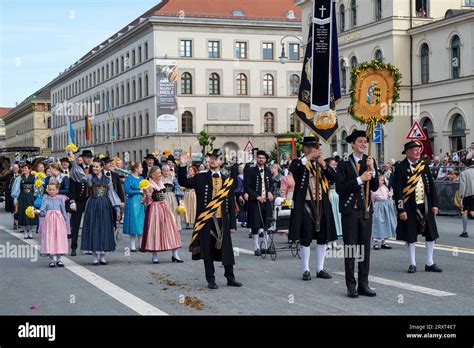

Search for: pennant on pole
xmin=66 ymin=116 xmax=75 ymax=144
xmin=85 ymin=112 xmax=92 ymax=143
xmin=295 ymin=0 xmax=341 ymax=142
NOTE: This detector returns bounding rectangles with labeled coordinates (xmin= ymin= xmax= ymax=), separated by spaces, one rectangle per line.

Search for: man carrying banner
xmin=289 ymin=135 xmax=338 ymax=281
xmin=393 ymin=141 xmax=442 ymax=274
xmin=178 ymin=149 xmax=242 ymax=290
xmin=336 ymin=130 xmax=379 ymax=298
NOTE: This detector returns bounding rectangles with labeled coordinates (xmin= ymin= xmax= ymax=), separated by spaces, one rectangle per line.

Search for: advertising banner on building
xmin=156 ymin=60 xmax=178 ymax=133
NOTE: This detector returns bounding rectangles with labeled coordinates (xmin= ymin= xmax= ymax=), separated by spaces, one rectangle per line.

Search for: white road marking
xmin=334 ymin=272 xmax=456 ymax=297
xmin=3 ymin=227 xmax=168 ymax=315
xmin=385 ymin=239 xmax=474 ymax=255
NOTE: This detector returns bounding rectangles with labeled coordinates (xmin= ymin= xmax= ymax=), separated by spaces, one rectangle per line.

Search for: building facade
xmin=297 ymin=0 xmax=473 ymax=162
xmin=49 ymin=0 xmax=303 ymax=161
xmin=3 ymin=88 xmax=52 ymax=154
xmin=0 ymin=107 xmax=12 ymax=149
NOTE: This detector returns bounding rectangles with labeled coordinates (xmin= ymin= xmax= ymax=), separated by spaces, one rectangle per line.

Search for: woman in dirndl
xmin=183 ymin=165 xmax=197 ymax=229
xmin=161 ymin=164 xmax=183 ymax=231
xmin=141 ymin=166 xmax=183 ymax=264
xmin=371 ymin=174 xmax=397 ymax=250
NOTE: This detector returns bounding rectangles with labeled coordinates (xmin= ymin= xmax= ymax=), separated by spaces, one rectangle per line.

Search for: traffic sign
xmin=406 ymin=121 xmax=426 ymax=140
xmin=373 ymin=124 xmax=382 ymax=144
xmin=243 ymin=140 xmax=254 ymax=153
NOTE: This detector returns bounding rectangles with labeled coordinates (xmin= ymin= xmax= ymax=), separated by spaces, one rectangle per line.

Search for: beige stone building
xmin=297 ymin=0 xmax=474 ymax=162
xmin=3 ymin=87 xmax=52 ymax=154
xmin=49 ymin=0 xmax=303 ymax=161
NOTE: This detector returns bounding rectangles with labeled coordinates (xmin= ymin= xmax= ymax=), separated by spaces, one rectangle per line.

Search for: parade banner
xmin=156 ymin=60 xmax=178 ymax=133
xmin=295 ymin=0 xmax=341 ymax=143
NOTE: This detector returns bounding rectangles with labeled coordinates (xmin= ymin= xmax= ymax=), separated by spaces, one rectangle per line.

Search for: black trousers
xmin=299 ymin=201 xmax=328 ymax=247
xmin=69 ymin=200 xmax=87 ymax=250
xmin=204 ymin=260 xmax=235 ymax=283
xmin=341 ymin=209 xmax=372 ymax=289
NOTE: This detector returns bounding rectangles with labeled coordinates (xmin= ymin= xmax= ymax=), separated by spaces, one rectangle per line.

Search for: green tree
xmin=198 ymin=130 xmax=216 ymax=157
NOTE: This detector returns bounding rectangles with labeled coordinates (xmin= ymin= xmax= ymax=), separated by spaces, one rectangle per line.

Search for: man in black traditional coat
xmin=336 ymin=129 xmax=379 ymax=298
xmin=178 ymin=149 xmax=242 ymax=290
xmin=244 ymin=150 xmax=274 ymax=256
xmin=393 ymin=141 xmax=442 ymax=274
xmin=289 ymin=135 xmax=338 ymax=281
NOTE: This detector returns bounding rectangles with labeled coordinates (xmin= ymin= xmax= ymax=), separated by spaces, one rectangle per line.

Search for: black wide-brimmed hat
xmin=19 ymin=160 xmax=32 ymax=168
xmin=256 ymin=150 xmax=269 ymax=160
xmin=81 ymin=150 xmax=94 ymax=157
xmin=144 ymin=153 xmax=156 ymax=160
xmin=167 ymin=155 xmax=176 ymax=163
xmin=208 ymin=148 xmax=223 ymax=159
xmin=301 ymin=135 xmax=320 ymax=147
xmin=59 ymin=157 xmax=71 ymax=163
xmin=402 ymin=140 xmax=423 ymax=154
xmin=102 ymin=156 xmax=113 ymax=164
xmin=346 ymin=129 xmax=369 ymax=143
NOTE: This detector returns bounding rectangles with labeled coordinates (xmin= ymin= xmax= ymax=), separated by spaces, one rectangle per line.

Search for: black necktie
xmin=106 ymin=171 xmax=111 ymax=177
xmin=259 ymin=169 xmax=264 ymax=174
xmin=212 ymin=173 xmax=219 ymax=179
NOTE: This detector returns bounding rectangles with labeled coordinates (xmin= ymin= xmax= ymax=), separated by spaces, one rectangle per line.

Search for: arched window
xmin=451 ymin=114 xmax=466 ymax=151
xmin=102 ymin=124 xmax=105 ymax=143
xmin=289 ymin=74 xmax=300 ymax=96
xmin=107 ymin=123 xmax=110 ymax=141
xmin=181 ymin=72 xmax=193 ymax=94
xmin=116 ymin=86 xmax=119 ymax=106
xmin=121 ymin=85 xmax=125 ymax=104
xmin=127 ymin=118 xmax=131 ymax=138
xmin=375 ymin=0 xmax=382 ymax=20
xmin=133 ymin=116 xmax=137 ymax=137
xmin=341 ymin=130 xmax=348 ymax=155
xmin=236 ymin=73 xmax=248 ymax=95
xmin=421 ymin=117 xmax=434 ymax=151
xmin=139 ymin=114 xmax=143 ymax=136
xmin=340 ymin=60 xmax=347 ymax=94
xmin=350 ymin=56 xmax=358 ymax=69
xmin=421 ymin=43 xmax=429 ymax=84
xmin=209 ymin=73 xmax=220 ymax=95
xmin=263 ymin=112 xmax=275 ymax=133
xmin=290 ymin=113 xmax=302 ymax=132
xmin=339 ymin=4 xmax=345 ymax=32
xmin=375 ymin=49 xmax=383 ymax=62
xmin=351 ymin=0 xmax=357 ymax=27
xmin=121 ymin=118 xmax=125 ymax=139
xmin=138 ymin=77 xmax=143 ymax=98
xmin=126 ymin=82 xmax=130 ymax=103
xmin=145 ymin=75 xmax=149 ymax=96
xmin=116 ymin=120 xmax=120 ymax=140
xmin=111 ymin=89 xmax=114 ymax=108
xmin=451 ymin=35 xmax=460 ymax=79
xmin=182 ymin=111 xmax=193 ymax=133
xmin=132 ymin=80 xmax=136 ymax=101
xmin=328 ymin=137 xmax=336 ymax=157
xmin=263 ymin=74 xmax=274 ymax=96
xmin=145 ymin=113 xmax=150 ymax=135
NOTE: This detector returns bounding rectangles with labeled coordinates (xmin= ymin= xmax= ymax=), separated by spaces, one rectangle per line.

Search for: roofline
xmin=408 ymin=10 xmax=474 ymax=34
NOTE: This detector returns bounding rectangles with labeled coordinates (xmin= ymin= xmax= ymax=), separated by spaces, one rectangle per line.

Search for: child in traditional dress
xmin=371 ymin=174 xmax=397 ymax=250
xmin=123 ymin=162 xmax=145 ymax=251
xmin=35 ymin=182 xmax=69 ymax=268
xmin=141 ymin=166 xmax=183 ymax=264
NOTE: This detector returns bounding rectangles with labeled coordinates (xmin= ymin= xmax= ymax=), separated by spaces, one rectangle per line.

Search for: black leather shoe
xmin=92 ymin=262 xmax=99 ymax=266
xmin=227 ymin=279 xmax=242 ymax=287
xmin=172 ymin=256 xmax=184 ymax=263
xmin=373 ymin=244 xmax=380 ymax=250
xmin=254 ymin=249 xmax=262 ymax=256
xmin=357 ymin=285 xmax=376 ymax=297
xmin=99 ymin=261 xmax=108 ymax=265
xmin=56 ymin=261 xmax=65 ymax=267
xmin=316 ymin=269 xmax=332 ymax=279
xmin=459 ymin=232 xmax=469 ymax=238
xmin=302 ymin=271 xmax=311 ymax=281
xmin=425 ymin=264 xmax=443 ymax=272
xmin=347 ymin=287 xmax=358 ymax=298
xmin=208 ymin=282 xmax=218 ymax=289
xmin=49 ymin=262 xmax=56 ymax=268
xmin=407 ymin=265 xmax=417 ymax=273
xmin=264 ymin=248 xmax=275 ymax=255
xmin=70 ymin=249 xmax=77 ymax=256
xmin=381 ymin=243 xmax=392 ymax=249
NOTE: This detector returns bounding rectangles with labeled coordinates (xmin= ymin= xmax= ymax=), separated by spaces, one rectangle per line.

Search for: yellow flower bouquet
xmin=35 ymin=172 xmax=46 ymax=180
xmin=34 ymin=179 xmax=44 ymax=188
xmin=65 ymin=143 xmax=78 ymax=153
xmin=138 ymin=179 xmax=151 ymax=191
xmin=282 ymin=199 xmax=293 ymax=208
xmin=177 ymin=204 xmax=186 ymax=214
xmin=25 ymin=206 xmax=36 ymax=219
xmin=31 ymin=171 xmax=38 ymax=176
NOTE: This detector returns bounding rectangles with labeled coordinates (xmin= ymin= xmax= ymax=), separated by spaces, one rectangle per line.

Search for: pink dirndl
xmin=141 ymin=181 xmax=182 ymax=252
xmin=40 ymin=210 xmax=69 ymax=256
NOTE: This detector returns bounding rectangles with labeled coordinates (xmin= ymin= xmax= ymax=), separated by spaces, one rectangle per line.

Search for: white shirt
xmin=210 ymin=169 xmax=221 ymax=178
xmin=353 ymin=153 xmax=376 ymax=186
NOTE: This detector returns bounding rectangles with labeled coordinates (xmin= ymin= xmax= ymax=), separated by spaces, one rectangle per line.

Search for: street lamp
xmin=278 ymin=35 xmax=306 ymax=64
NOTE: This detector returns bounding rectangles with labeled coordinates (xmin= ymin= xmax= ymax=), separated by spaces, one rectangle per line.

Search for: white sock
xmin=56 ymin=255 xmax=61 ymax=262
xmin=315 ymin=244 xmax=326 ymax=272
xmin=152 ymin=252 xmax=158 ymax=263
xmin=300 ymin=245 xmax=310 ymax=273
xmin=408 ymin=243 xmax=416 ymax=266
xmin=49 ymin=255 xmax=55 ymax=262
xmin=100 ymin=252 xmax=106 ymax=263
xmin=24 ymin=230 xmax=28 ymax=238
xmin=130 ymin=235 xmax=136 ymax=250
xmin=172 ymin=249 xmax=181 ymax=260
xmin=92 ymin=253 xmax=98 ymax=264
xmin=252 ymin=235 xmax=260 ymax=251
xmin=27 ymin=227 xmax=33 ymax=238
xmin=425 ymin=241 xmax=434 ymax=266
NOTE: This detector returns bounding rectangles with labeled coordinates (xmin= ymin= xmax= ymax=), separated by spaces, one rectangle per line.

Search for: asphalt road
xmin=0 ymin=207 xmax=473 ymax=316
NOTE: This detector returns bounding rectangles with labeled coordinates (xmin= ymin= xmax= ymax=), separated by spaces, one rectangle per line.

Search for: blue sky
xmin=0 ymin=0 xmax=160 ymax=107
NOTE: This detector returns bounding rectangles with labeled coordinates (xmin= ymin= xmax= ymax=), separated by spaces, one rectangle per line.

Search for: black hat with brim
xmin=402 ymin=141 xmax=423 ymax=154
xmin=256 ymin=150 xmax=269 ymax=160
xmin=81 ymin=150 xmax=94 ymax=157
xmin=209 ymin=149 xmax=223 ymax=159
xmin=60 ymin=157 xmax=71 ymax=163
xmin=144 ymin=154 xmax=156 ymax=160
xmin=301 ymin=135 xmax=320 ymax=147
xmin=346 ymin=129 xmax=369 ymax=143
xmin=102 ymin=156 xmax=113 ymax=164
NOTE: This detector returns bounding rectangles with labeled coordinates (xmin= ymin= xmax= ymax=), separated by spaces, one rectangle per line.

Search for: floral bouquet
xmin=25 ymin=206 xmax=37 ymax=219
